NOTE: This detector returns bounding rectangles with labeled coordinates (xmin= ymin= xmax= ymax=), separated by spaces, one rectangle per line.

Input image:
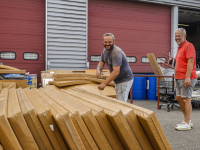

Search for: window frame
xmin=0 ymin=51 xmax=16 ymax=60
xmin=90 ymin=55 xmax=101 ymax=62
xmin=126 ymin=56 xmax=137 ymax=63
xmin=141 ymin=56 xmax=150 ymax=63
xmin=156 ymin=57 xmax=167 ymax=63
xmin=23 ymin=52 xmax=39 ymax=60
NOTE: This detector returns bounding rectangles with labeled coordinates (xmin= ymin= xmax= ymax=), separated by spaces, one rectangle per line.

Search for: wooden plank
xmin=0 ymin=70 xmax=26 ymax=74
xmin=0 ymin=65 xmax=19 ymax=70
xmin=147 ymin=53 xmax=165 ymax=81
xmin=151 ymin=54 xmax=165 ymax=81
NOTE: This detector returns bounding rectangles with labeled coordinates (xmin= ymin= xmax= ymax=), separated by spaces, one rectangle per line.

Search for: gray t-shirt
xmin=100 ymin=45 xmax=133 ymax=84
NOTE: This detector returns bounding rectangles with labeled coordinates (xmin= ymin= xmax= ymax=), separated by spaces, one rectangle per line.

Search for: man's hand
xmin=96 ymin=70 xmax=101 ymax=78
xmin=98 ymin=83 xmax=106 ymax=90
xmin=96 ymin=62 xmax=104 ymax=78
xmin=185 ymin=57 xmax=194 ymax=88
xmin=98 ymin=66 xmax=120 ymax=90
xmin=185 ymin=77 xmax=191 ymax=88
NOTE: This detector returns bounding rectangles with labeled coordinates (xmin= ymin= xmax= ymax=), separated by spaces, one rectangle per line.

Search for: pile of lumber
xmin=0 ymin=65 xmax=26 ymax=74
xmin=49 ymin=73 xmax=115 ymax=87
xmin=0 ymin=65 xmax=27 ymax=90
xmin=0 ymin=86 xmax=172 ymax=150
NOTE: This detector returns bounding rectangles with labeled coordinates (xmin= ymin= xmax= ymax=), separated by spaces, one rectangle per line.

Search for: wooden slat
xmin=0 ymin=65 xmax=19 ymax=70
xmin=0 ymin=70 xmax=26 ymax=74
xmin=147 ymin=53 xmax=165 ymax=81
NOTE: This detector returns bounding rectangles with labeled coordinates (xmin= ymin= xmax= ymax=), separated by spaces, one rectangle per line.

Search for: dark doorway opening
xmin=179 ymin=8 xmax=200 ymax=68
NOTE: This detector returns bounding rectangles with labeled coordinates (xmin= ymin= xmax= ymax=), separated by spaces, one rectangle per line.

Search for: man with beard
xmin=174 ymin=28 xmax=197 ymax=131
xmin=96 ymin=33 xmax=133 ymax=102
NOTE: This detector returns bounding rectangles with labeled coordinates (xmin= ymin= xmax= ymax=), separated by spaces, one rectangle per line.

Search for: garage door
xmin=88 ymin=0 xmax=171 ymax=73
xmin=0 ymin=0 xmax=45 ymax=86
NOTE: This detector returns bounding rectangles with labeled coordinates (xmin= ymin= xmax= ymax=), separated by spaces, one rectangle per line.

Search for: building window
xmin=0 ymin=51 xmax=16 ymax=60
xmin=90 ymin=55 xmax=101 ymax=62
xmin=23 ymin=52 xmax=39 ymax=60
xmin=126 ymin=56 xmax=136 ymax=63
xmin=90 ymin=55 xmax=137 ymax=63
xmin=141 ymin=57 xmax=150 ymax=63
xmin=157 ymin=57 xmax=167 ymax=63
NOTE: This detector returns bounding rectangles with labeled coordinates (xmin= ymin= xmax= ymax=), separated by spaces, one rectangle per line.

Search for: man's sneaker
xmin=176 ymin=121 xmax=193 ymax=127
xmin=175 ymin=122 xmax=191 ymax=131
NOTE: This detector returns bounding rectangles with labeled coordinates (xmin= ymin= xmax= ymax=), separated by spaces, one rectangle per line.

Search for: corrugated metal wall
xmin=88 ymin=0 xmax=171 ymax=73
xmin=136 ymin=0 xmax=200 ymax=9
xmin=0 ymin=0 xmax=45 ymax=86
xmin=46 ymin=0 xmax=88 ymax=70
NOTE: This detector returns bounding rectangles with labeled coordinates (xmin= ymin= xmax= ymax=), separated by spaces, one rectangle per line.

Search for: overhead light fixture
xmin=178 ymin=24 xmax=189 ymax=27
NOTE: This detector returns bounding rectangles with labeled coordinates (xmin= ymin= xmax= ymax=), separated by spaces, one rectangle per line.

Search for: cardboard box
xmin=2 ymin=82 xmax=16 ymax=89
xmin=41 ymin=72 xmax=54 ymax=78
xmin=43 ymin=79 xmax=54 ymax=88
xmin=0 ymin=80 xmax=27 ymax=88
xmin=41 ymin=71 xmax=54 ymax=88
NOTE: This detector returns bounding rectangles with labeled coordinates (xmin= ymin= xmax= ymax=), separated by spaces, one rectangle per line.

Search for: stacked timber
xmin=0 ymin=65 xmax=27 ymax=89
xmin=50 ymin=73 xmax=115 ymax=87
xmin=47 ymin=72 xmax=116 ymax=98
xmin=0 ymin=65 xmax=26 ymax=74
xmin=0 ymin=87 xmax=172 ymax=150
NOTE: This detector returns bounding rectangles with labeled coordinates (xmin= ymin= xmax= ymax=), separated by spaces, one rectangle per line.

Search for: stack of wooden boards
xmin=49 ymin=73 xmax=115 ymax=87
xmin=41 ymin=69 xmax=116 ymax=98
xmin=0 ymin=65 xmax=27 ymax=89
xmin=0 ymin=86 xmax=172 ymax=150
xmin=0 ymin=65 xmax=26 ymax=75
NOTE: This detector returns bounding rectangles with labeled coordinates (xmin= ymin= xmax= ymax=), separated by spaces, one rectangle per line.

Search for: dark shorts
xmin=175 ymin=78 xmax=197 ymax=98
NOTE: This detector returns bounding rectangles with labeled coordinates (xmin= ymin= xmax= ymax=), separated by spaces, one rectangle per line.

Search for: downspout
xmin=45 ymin=0 xmax=48 ymax=70
xmin=171 ymin=6 xmax=178 ymax=58
xmin=86 ymin=0 xmax=89 ymax=69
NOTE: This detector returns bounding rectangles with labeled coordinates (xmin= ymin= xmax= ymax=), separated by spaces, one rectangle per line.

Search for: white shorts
xmin=115 ymin=79 xmax=133 ymax=102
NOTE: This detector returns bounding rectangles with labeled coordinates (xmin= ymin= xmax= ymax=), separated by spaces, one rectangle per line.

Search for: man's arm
xmin=98 ymin=66 xmax=120 ymax=90
xmin=96 ymin=62 xmax=105 ymax=78
xmin=185 ymin=58 xmax=194 ymax=87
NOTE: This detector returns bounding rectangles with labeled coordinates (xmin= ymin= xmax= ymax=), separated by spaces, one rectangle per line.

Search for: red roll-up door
xmin=0 ymin=0 xmax=45 ymax=86
xmin=88 ymin=0 xmax=171 ymax=73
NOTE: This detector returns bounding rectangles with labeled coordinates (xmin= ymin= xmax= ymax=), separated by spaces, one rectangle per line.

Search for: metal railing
xmin=130 ymin=75 xmax=174 ymax=109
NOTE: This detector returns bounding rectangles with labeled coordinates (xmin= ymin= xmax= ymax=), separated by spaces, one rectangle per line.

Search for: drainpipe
xmin=171 ymin=6 xmax=178 ymax=58
xmin=45 ymin=0 xmax=48 ymax=70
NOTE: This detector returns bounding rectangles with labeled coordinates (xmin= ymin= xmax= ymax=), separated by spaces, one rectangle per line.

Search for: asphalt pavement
xmin=128 ymin=99 xmax=200 ymax=150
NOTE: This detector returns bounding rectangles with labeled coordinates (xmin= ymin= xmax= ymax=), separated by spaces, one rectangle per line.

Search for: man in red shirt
xmin=174 ymin=28 xmax=197 ymax=131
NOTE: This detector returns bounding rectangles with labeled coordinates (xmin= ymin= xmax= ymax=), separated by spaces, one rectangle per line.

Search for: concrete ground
xmin=128 ymin=99 xmax=200 ymax=150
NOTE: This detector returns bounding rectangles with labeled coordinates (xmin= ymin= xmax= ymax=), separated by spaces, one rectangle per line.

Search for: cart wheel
xmin=159 ymin=106 xmax=161 ymax=109
xmin=167 ymin=109 xmax=170 ymax=112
